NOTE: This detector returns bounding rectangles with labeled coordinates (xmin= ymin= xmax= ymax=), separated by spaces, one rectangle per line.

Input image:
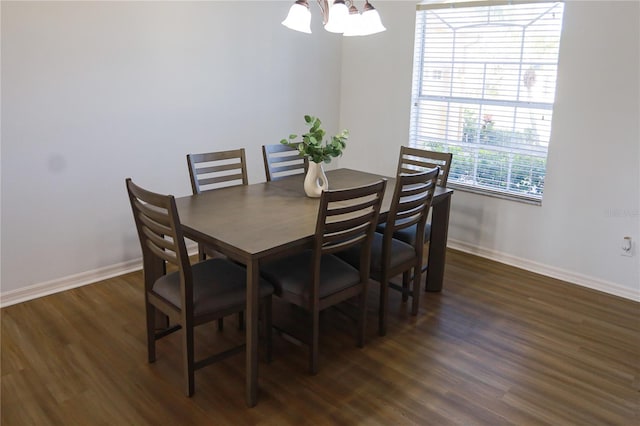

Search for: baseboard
xmin=1 ymin=244 xmax=200 ymax=308
xmin=3 ymin=241 xmax=637 ymax=308
xmin=0 ymin=258 xmax=143 ymax=308
xmin=447 ymin=239 xmax=640 ymax=302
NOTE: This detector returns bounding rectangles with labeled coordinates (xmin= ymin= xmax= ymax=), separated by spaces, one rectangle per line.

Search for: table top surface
xmin=175 ymin=168 xmax=452 ymax=259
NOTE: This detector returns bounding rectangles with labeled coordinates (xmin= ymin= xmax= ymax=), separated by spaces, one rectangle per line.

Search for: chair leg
xmin=146 ymin=302 xmax=157 ymax=363
xmin=238 ymin=311 xmax=245 ymax=331
xmin=197 ymin=243 xmax=206 ymax=262
xmin=411 ymin=266 xmax=422 ymax=316
xmin=379 ymin=278 xmax=389 ymax=337
xmin=422 ymin=242 xmax=430 ymax=289
xmin=182 ymin=322 xmax=195 ymax=397
xmin=402 ymin=271 xmax=410 ymax=302
xmin=357 ymin=284 xmax=368 ymax=348
xmin=310 ymin=308 xmax=320 ymax=375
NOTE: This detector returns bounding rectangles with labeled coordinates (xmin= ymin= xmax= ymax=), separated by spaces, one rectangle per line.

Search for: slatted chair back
xmin=187 ymin=148 xmax=248 ymax=194
xmin=126 ymin=178 xmax=192 ymax=296
xmin=383 ymin=168 xmax=440 ymax=256
xmin=313 ymin=180 xmax=387 ymax=288
xmin=397 ymin=146 xmax=453 ymax=187
xmin=316 ymin=180 xmax=386 ymax=254
xmin=262 ymin=144 xmax=308 ymax=181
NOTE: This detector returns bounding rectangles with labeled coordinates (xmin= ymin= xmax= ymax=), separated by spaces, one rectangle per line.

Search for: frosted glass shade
xmin=343 ymin=9 xmax=363 ymax=37
xmin=281 ymin=0 xmax=386 ymax=37
xmin=361 ymin=2 xmax=387 ymax=35
xmin=360 ymin=6 xmax=386 ymax=35
xmin=324 ymin=2 xmax=349 ymax=33
xmin=282 ymin=3 xmax=312 ymax=34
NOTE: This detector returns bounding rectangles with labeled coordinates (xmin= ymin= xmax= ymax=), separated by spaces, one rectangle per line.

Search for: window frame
xmin=409 ymin=0 xmax=565 ymax=204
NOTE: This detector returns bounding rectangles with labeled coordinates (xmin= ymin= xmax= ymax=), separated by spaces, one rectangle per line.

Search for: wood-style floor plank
xmin=1 ymin=249 xmax=638 ymax=425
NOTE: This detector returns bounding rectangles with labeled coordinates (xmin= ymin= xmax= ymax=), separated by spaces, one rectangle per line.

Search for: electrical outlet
xmin=621 ymin=236 xmax=633 ymax=257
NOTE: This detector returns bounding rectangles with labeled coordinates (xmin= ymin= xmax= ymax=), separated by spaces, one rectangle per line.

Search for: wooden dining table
xmin=174 ymin=168 xmax=453 ymax=407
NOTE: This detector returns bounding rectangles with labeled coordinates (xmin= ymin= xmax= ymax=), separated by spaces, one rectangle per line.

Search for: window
xmin=409 ymin=1 xmax=565 ymax=203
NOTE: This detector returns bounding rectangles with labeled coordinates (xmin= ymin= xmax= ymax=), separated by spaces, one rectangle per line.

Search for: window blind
xmin=416 ymin=0 xmax=562 ymax=12
xmin=409 ymin=1 xmax=565 ymax=202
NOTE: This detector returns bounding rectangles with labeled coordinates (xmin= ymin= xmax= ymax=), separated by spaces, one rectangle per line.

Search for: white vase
xmin=304 ymin=161 xmax=328 ymax=198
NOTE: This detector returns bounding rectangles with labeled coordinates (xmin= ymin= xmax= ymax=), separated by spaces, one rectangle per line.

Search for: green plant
xmin=280 ymin=115 xmax=348 ymax=164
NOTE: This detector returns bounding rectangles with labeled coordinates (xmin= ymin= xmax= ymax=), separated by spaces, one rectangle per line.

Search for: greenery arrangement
xmin=280 ymin=115 xmax=348 ymax=164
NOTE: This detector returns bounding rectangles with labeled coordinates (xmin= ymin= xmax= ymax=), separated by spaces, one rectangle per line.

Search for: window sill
xmin=447 ymin=182 xmax=543 ymax=206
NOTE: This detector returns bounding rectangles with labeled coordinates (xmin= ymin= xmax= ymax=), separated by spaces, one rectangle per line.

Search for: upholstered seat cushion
xmin=336 ymin=232 xmax=416 ymax=278
xmin=152 ymin=258 xmax=273 ymax=316
xmin=260 ymin=250 xmax=360 ymax=300
xmin=376 ymin=222 xmax=431 ymax=246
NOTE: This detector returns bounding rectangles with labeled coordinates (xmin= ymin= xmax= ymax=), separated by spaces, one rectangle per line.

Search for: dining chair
xmin=380 ymin=146 xmax=453 ymax=276
xmin=187 ymin=148 xmax=248 ymax=262
xmin=126 ymin=178 xmax=273 ymax=397
xmin=397 ymin=146 xmax=453 ymax=187
xmin=187 ymin=148 xmax=248 ymax=195
xmin=338 ymin=168 xmax=440 ymax=336
xmin=260 ymin=179 xmax=387 ymax=374
xmin=262 ymin=144 xmax=308 ymax=182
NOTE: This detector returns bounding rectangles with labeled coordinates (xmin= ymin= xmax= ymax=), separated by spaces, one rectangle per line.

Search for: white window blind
xmin=409 ymin=1 xmax=565 ymax=202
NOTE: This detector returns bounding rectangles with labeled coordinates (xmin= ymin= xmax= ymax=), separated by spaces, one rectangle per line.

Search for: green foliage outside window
xmin=418 ymin=142 xmax=546 ymax=196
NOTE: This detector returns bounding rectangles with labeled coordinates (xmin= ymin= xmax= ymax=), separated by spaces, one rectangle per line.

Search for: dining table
xmin=174 ymin=168 xmax=453 ymax=407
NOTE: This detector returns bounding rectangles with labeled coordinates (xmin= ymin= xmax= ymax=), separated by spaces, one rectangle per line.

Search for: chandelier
xmin=282 ymin=0 xmax=386 ymax=36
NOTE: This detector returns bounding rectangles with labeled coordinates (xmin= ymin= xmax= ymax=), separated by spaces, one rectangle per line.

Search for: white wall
xmin=2 ymin=1 xmax=639 ymax=303
xmin=1 ymin=1 xmax=343 ymax=295
xmin=340 ymin=1 xmax=640 ymax=299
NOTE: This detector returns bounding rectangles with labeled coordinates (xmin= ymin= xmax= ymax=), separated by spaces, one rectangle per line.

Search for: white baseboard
xmin=0 ymin=244 xmax=200 ymax=308
xmin=2 ymin=242 xmax=637 ymax=307
xmin=447 ymin=238 xmax=640 ymax=302
xmin=0 ymin=258 xmax=143 ymax=308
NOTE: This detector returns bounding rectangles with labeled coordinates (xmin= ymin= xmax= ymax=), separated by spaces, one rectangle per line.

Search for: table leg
xmin=245 ymin=258 xmax=259 ymax=407
xmin=425 ymin=193 xmax=452 ymax=292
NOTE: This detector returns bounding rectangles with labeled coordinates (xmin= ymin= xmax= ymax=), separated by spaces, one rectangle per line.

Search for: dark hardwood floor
xmin=2 ymin=249 xmax=638 ymax=425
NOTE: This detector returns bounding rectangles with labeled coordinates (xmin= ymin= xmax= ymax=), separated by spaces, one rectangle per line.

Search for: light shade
xmin=324 ymin=1 xmax=349 ymax=34
xmin=281 ymin=0 xmax=386 ymax=37
xmin=360 ymin=1 xmax=386 ymax=35
xmin=282 ymin=1 xmax=312 ymax=34
xmin=343 ymin=5 xmax=363 ymax=37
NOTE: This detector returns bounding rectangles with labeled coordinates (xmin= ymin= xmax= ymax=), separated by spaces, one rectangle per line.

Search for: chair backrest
xmin=313 ymin=179 xmax=387 ymax=284
xmin=262 ymin=144 xmax=308 ymax=182
xmin=397 ymin=146 xmax=452 ymax=187
xmin=126 ymin=178 xmax=192 ymax=305
xmin=383 ymin=168 xmax=440 ymax=250
xmin=186 ymin=149 xmax=248 ymax=194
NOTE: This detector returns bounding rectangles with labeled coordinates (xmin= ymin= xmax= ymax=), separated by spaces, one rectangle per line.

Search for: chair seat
xmin=153 ymin=258 xmax=274 ymax=317
xmin=337 ymin=232 xmax=416 ymax=278
xmin=260 ymin=250 xmax=361 ymax=301
xmin=376 ymin=222 xmax=431 ymax=246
